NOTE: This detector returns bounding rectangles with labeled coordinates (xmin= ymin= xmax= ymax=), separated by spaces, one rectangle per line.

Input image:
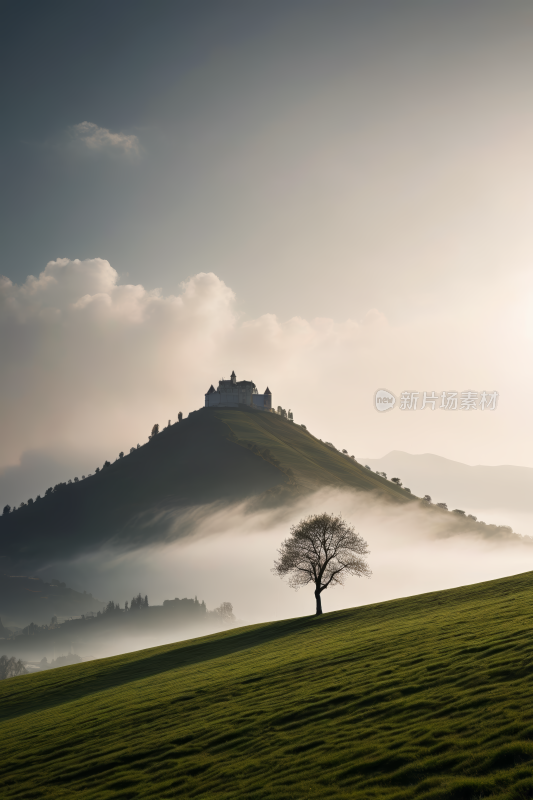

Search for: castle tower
xmin=230 ymin=370 xmax=237 ymax=385
xmin=263 ymin=387 xmax=272 ymax=410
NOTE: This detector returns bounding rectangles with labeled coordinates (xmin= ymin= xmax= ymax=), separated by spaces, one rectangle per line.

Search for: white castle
xmin=205 ymin=371 xmax=272 ymax=411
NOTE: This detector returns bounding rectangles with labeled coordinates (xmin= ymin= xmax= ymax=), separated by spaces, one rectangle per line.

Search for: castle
xmin=205 ymin=371 xmax=272 ymax=410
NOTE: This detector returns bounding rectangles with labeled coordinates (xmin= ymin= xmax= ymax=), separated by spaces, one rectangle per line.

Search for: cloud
xmin=69 ymin=121 xmax=140 ymax=155
xmin=0 ymin=257 xmax=532 ymax=512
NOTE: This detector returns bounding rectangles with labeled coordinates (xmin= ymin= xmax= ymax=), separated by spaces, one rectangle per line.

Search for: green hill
xmin=2 ymin=571 xmax=533 ymax=799
xmin=0 ymin=406 xmax=409 ymax=568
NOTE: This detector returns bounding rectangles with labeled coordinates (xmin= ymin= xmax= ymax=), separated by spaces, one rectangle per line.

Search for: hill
xmin=0 ymin=407 xmax=409 ymax=569
xmin=2 ymin=571 xmax=533 ymax=799
xmin=0 ymin=575 xmax=105 ymax=628
xmin=359 ymin=450 xmax=533 ymax=531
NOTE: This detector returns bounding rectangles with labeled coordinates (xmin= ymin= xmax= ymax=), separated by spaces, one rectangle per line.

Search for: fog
xmin=360 ymin=451 xmax=533 ymax=537
xmin=37 ymin=488 xmax=533 ymax=629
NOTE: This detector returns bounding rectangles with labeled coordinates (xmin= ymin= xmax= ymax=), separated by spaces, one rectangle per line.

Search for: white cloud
xmin=69 ymin=121 xmax=140 ymax=155
xmin=0 ymin=257 xmax=532 ymax=496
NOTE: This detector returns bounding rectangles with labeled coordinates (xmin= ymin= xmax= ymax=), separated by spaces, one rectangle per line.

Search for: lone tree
xmin=272 ymin=513 xmax=371 ymax=615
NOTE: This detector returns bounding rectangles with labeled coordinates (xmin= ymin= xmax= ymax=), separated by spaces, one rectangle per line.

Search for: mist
xmin=36 ymin=487 xmax=533 ymax=635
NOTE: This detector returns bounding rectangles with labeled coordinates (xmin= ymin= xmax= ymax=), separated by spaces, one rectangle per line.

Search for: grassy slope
xmin=2 ymin=571 xmax=533 ymax=799
xmin=215 ymin=406 xmax=409 ymax=498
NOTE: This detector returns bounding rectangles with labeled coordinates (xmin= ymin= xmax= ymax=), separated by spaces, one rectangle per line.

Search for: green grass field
xmin=2 ymin=571 xmax=533 ymax=799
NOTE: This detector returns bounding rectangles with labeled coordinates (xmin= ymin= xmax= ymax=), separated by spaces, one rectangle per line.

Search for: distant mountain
xmin=0 ymin=407 xmax=409 ymax=570
xmin=359 ymin=450 xmax=533 ymax=519
xmin=0 ymin=575 xmax=105 ymax=628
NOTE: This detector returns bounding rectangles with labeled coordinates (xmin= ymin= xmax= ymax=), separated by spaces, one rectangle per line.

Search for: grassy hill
xmin=0 ymin=406 xmax=409 ymax=568
xmin=2 ymin=571 xmax=533 ymax=799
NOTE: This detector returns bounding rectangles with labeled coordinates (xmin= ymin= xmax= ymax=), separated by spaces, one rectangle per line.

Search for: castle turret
xmin=230 ymin=370 xmax=236 ymax=385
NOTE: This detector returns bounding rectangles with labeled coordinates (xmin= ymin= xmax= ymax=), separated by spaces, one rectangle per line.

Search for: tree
xmin=130 ymin=592 xmax=148 ymax=610
xmin=423 ymin=495 xmax=432 ymax=503
xmin=119 ymin=451 xmax=124 ymax=459
xmin=150 ymin=424 xmax=159 ymax=439
xmin=0 ymin=655 xmax=27 ymax=680
xmin=178 ymin=412 xmax=183 ymax=422
xmin=215 ymin=602 xmax=235 ymax=622
xmin=2 ymin=505 xmax=10 ymax=515
xmin=273 ymin=513 xmax=371 ymax=615
xmin=436 ymin=502 xmax=448 ymax=510
xmin=391 ymin=477 xmax=402 ymax=485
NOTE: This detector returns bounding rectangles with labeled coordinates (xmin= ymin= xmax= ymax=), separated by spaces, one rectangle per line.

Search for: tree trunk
xmin=314 ymin=587 xmax=323 ymax=615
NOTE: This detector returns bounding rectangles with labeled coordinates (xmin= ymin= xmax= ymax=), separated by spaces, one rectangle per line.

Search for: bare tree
xmin=215 ymin=602 xmax=235 ymax=622
xmin=0 ymin=655 xmax=27 ymax=680
xmin=272 ymin=513 xmax=371 ymax=615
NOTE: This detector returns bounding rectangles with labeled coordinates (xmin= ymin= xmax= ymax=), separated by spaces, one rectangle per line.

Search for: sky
xmin=2 ymin=0 xmax=533 ymax=510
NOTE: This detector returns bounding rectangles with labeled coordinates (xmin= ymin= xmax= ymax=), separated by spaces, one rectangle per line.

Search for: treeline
xmin=13 ymin=596 xmax=233 ymax=641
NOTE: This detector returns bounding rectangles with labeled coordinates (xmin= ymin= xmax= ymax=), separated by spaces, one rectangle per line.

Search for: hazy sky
xmin=2 ymin=0 xmax=533 ymax=507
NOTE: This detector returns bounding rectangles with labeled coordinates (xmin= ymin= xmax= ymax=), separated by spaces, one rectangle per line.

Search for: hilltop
xmin=0 ymin=406 xmax=410 ymax=568
xmin=2 ymin=570 xmax=533 ymax=799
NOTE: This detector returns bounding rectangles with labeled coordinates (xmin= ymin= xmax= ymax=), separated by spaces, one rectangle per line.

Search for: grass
xmin=2 ymin=570 xmax=533 ymax=799
xmin=215 ymin=405 xmax=408 ymax=498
